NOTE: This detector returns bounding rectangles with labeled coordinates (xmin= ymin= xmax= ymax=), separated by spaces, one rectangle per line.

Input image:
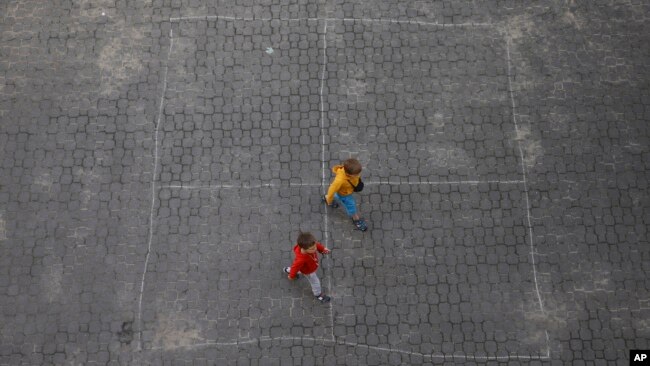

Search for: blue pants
xmin=334 ymin=193 xmax=357 ymax=217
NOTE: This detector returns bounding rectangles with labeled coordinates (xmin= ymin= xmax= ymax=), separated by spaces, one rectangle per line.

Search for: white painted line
xmin=135 ymin=28 xmax=174 ymax=352
xmin=169 ymin=15 xmax=263 ymax=22
xmin=168 ymin=15 xmax=493 ymax=28
xmin=161 ymin=183 xmax=321 ymax=189
xmin=506 ymin=36 xmax=545 ymax=314
xmin=148 ymin=338 xmax=258 ymax=350
xmin=506 ymin=34 xmax=550 ymax=354
xmin=325 ymin=17 xmax=493 ymax=27
xmin=163 ymin=183 xmax=277 ymax=189
xmin=319 ymin=19 xmax=336 ymax=343
xmin=364 ymin=179 xmax=525 ymax=185
xmin=169 ymin=15 xmax=310 ymax=22
xmin=337 ymin=340 xmax=551 ymax=360
xmin=143 ymin=335 xmax=551 ymax=360
xmin=319 ymin=19 xmax=329 ymax=216
xmin=160 ymin=180 xmax=524 ymax=190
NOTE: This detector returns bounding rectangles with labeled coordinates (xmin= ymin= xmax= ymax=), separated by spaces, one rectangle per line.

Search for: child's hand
xmin=287 ymin=275 xmax=295 ymax=280
xmin=322 ymin=248 xmax=330 ymax=255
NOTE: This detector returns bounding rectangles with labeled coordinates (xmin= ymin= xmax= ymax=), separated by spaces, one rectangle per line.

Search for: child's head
xmin=343 ymin=158 xmax=362 ymax=176
xmin=297 ymin=232 xmax=317 ymax=250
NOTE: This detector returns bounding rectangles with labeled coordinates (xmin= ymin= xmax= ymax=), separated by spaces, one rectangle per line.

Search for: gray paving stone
xmin=1 ymin=1 xmax=649 ymax=365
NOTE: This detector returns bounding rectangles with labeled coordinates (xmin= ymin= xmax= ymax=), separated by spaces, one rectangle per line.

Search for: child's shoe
xmin=284 ymin=267 xmax=299 ymax=278
xmin=353 ymin=218 xmax=368 ymax=231
xmin=322 ymin=195 xmax=338 ymax=208
xmin=315 ymin=293 xmax=331 ymax=303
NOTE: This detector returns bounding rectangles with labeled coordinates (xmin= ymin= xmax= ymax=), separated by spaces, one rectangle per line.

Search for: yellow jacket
xmin=325 ymin=165 xmax=361 ymax=204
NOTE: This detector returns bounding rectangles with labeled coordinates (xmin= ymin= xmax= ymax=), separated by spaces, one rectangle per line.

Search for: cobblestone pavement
xmin=1 ymin=0 xmax=648 ymax=365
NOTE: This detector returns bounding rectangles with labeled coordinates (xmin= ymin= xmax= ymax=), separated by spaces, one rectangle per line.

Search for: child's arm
xmin=316 ymin=242 xmax=330 ymax=254
xmin=325 ymin=179 xmax=343 ymax=205
xmin=287 ymin=258 xmax=303 ymax=280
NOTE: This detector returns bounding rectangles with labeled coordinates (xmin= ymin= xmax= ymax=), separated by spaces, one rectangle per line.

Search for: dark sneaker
xmin=315 ymin=293 xmax=331 ymax=303
xmin=322 ymin=195 xmax=338 ymax=208
xmin=284 ymin=267 xmax=299 ymax=278
xmin=353 ymin=219 xmax=368 ymax=231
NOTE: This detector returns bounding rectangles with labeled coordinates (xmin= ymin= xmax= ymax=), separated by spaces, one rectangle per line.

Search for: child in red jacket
xmin=284 ymin=232 xmax=331 ymax=303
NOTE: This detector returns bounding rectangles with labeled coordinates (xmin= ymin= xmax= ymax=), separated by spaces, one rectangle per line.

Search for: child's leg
xmin=335 ymin=193 xmax=358 ymax=218
xmin=304 ymin=272 xmax=322 ymax=296
xmin=336 ymin=193 xmax=367 ymax=231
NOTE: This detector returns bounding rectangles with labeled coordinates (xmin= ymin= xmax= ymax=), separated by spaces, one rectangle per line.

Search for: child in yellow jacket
xmin=322 ymin=158 xmax=368 ymax=231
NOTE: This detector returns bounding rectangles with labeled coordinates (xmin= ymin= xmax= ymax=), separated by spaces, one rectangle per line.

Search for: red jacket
xmin=288 ymin=243 xmax=326 ymax=279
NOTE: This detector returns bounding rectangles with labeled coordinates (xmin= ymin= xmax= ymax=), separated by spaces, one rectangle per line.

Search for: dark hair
xmin=343 ymin=158 xmax=362 ymax=175
xmin=297 ymin=232 xmax=317 ymax=249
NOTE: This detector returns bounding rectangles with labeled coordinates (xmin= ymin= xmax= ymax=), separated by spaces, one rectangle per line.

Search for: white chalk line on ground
xmin=319 ymin=19 xmax=336 ymax=343
xmin=145 ymin=335 xmax=551 ymax=360
xmin=160 ymin=180 xmax=524 ymax=190
xmin=135 ymin=29 xmax=174 ymax=352
xmin=366 ymin=179 xmax=525 ymax=185
xmin=168 ymin=15 xmax=492 ymax=28
xmin=506 ymin=34 xmax=550 ymax=357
